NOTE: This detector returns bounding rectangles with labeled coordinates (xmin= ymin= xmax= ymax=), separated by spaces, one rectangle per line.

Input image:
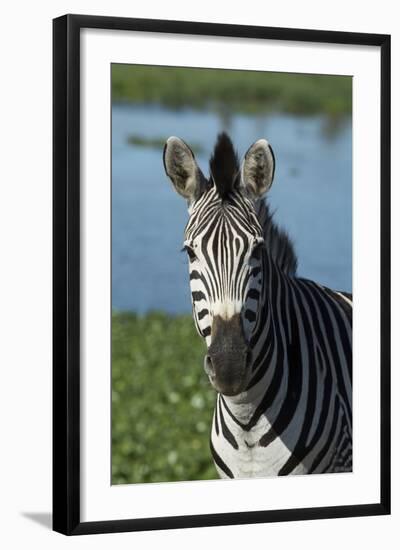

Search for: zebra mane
xmin=208 ymin=132 xmax=297 ymax=275
xmin=255 ymin=200 xmax=298 ymax=275
xmin=209 ymin=132 xmax=239 ymax=199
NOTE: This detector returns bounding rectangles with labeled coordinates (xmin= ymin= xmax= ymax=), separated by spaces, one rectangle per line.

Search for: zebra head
xmin=163 ymin=133 xmax=275 ymax=396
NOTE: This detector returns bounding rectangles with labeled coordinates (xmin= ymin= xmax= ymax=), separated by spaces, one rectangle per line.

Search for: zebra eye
xmin=252 ymin=238 xmax=264 ymax=259
xmin=183 ymin=244 xmax=197 ymax=261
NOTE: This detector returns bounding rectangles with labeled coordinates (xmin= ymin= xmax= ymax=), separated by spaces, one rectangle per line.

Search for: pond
xmin=112 ymin=104 xmax=352 ymax=314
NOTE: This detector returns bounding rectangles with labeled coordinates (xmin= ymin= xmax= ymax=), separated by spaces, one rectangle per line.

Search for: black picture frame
xmin=53 ymin=13 xmax=391 ymax=536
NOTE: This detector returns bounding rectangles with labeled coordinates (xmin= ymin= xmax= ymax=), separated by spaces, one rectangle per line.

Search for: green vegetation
xmin=112 ymin=311 xmax=219 ymax=484
xmin=112 ymin=64 xmax=352 ymax=116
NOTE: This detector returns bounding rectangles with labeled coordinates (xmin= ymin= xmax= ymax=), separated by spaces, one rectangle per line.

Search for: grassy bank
xmin=112 ymin=64 xmax=352 ymax=116
xmin=112 ymin=311 xmax=219 ymax=484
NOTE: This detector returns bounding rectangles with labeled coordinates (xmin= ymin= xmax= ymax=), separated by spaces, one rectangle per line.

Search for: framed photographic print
xmin=53 ymin=14 xmax=391 ymax=535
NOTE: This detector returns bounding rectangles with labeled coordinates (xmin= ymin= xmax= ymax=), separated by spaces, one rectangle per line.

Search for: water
xmin=112 ymin=104 xmax=352 ymax=314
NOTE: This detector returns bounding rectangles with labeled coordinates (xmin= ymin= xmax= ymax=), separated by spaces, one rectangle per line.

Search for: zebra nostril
xmin=204 ymin=355 xmax=215 ymax=376
xmin=246 ymin=350 xmax=253 ymax=367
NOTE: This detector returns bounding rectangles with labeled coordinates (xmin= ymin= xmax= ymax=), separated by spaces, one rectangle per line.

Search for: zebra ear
xmin=240 ymin=139 xmax=275 ymax=198
xmin=163 ymin=137 xmax=205 ymax=201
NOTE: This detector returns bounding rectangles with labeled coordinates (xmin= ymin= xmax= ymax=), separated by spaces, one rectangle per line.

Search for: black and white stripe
xmin=164 ymin=132 xmax=352 ymax=477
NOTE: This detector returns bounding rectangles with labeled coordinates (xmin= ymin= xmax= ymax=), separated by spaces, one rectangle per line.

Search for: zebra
xmin=163 ymin=132 xmax=352 ymax=478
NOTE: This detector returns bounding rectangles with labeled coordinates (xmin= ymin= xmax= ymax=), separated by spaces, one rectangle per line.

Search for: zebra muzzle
xmin=204 ymin=314 xmax=251 ymax=396
xmin=204 ymin=314 xmax=251 ymax=395
xmin=204 ymin=350 xmax=251 ymax=396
